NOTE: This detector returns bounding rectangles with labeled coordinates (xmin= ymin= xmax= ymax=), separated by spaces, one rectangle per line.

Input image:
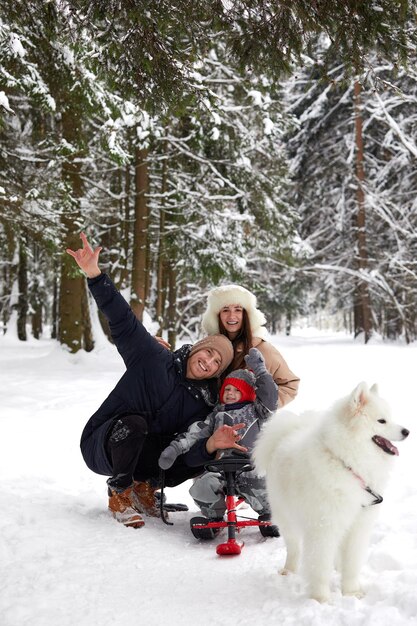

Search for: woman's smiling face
xmin=219 ymin=304 xmax=244 ymax=338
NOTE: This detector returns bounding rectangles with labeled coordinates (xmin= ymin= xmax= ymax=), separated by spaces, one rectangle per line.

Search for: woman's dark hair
xmin=218 ymin=309 xmax=253 ymax=380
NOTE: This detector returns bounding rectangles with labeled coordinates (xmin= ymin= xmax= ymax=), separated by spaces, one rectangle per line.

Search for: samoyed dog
xmin=253 ymin=382 xmax=409 ymax=603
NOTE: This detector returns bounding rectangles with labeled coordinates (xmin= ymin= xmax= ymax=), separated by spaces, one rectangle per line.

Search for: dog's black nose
xmin=402 ymin=428 xmax=410 ymax=438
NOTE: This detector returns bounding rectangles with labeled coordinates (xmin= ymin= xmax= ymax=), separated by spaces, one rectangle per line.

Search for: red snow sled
xmin=189 ymin=455 xmax=279 ymax=556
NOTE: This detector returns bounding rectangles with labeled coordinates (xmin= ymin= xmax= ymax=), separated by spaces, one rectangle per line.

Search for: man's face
xmin=186 ymin=347 xmax=222 ymax=380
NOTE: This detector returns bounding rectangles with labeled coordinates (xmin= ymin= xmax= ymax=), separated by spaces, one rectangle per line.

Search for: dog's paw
xmin=342 ymin=578 xmax=365 ymax=599
xmin=342 ymin=588 xmax=365 ymax=599
xmin=309 ymin=585 xmax=331 ymax=603
xmin=310 ymin=594 xmax=330 ymax=604
xmin=310 ymin=593 xmax=331 ymax=604
xmin=279 ymin=564 xmax=297 ymax=576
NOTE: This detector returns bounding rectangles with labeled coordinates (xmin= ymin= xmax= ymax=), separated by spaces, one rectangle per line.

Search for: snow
xmin=211 ymin=126 xmax=220 ymax=140
xmin=1 ymin=329 xmax=416 ymax=625
xmin=10 ymin=34 xmax=26 ymax=58
xmin=263 ymin=117 xmax=274 ymax=135
xmin=0 ymin=91 xmax=13 ymax=113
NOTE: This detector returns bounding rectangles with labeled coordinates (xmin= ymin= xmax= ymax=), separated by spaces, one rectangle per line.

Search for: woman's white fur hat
xmin=201 ymin=284 xmax=268 ymax=339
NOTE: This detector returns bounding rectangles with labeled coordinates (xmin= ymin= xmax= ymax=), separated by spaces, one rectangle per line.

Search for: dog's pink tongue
xmin=374 ymin=435 xmax=399 ymax=456
xmin=387 ymin=440 xmax=399 ymax=456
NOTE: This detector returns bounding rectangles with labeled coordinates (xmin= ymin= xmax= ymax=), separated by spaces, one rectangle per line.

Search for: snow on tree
xmin=284 ymin=37 xmax=417 ymax=342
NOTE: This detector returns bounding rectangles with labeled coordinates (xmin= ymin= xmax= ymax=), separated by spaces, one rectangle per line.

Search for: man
xmin=67 ymin=233 xmax=236 ymax=528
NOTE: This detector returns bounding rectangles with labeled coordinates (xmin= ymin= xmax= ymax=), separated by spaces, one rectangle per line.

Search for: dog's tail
xmin=253 ymin=409 xmax=302 ymax=475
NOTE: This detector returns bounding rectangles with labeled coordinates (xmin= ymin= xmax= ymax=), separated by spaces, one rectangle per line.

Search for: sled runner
xmin=155 ymin=491 xmax=189 ymax=513
xmin=189 ymin=455 xmax=278 ymax=556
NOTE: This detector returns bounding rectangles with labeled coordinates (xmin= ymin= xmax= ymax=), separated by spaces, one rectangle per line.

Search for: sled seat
xmin=205 ymin=454 xmax=254 ymax=476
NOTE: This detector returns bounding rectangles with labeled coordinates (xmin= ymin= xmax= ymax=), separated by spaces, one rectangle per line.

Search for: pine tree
xmin=284 ymin=37 xmax=417 ymax=341
xmin=0 ymin=0 xmax=125 ymax=349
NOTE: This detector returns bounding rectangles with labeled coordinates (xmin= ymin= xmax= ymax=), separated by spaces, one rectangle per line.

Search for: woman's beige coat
xmin=231 ymin=337 xmax=300 ymax=407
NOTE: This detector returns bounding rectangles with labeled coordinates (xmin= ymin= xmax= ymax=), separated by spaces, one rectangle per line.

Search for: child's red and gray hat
xmin=220 ymin=369 xmax=257 ymax=403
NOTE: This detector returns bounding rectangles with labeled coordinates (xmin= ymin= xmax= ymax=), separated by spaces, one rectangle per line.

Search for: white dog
xmin=253 ymin=382 xmax=409 ymax=602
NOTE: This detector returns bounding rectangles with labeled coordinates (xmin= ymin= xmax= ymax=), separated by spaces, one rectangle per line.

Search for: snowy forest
xmin=1 ymin=0 xmax=417 ymax=351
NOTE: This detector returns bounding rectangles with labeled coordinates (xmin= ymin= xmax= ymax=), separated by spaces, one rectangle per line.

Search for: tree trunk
xmin=81 ymin=282 xmax=94 ymax=352
xmin=121 ymin=161 xmax=131 ymax=287
xmin=155 ymin=215 xmax=166 ymax=335
xmin=1 ymin=261 xmax=7 ymax=335
xmin=58 ymin=109 xmax=93 ymax=353
xmin=156 ymin=156 xmax=168 ymax=335
xmin=17 ymin=231 xmax=28 ymax=341
xmin=59 ymin=223 xmax=90 ymax=352
xmin=120 ymin=134 xmax=133 ymax=290
xmin=30 ymin=241 xmax=43 ymax=339
xmin=51 ymin=258 xmax=58 ymax=340
xmin=31 ymin=276 xmax=43 ymax=340
xmin=0 ymin=221 xmax=16 ymax=334
xmin=353 ymin=80 xmax=372 ymax=343
xmin=167 ymin=263 xmax=177 ymax=350
xmin=285 ymin=312 xmax=292 ymax=336
xmin=130 ymin=146 xmax=149 ymax=321
xmin=31 ymin=298 xmax=43 ymax=339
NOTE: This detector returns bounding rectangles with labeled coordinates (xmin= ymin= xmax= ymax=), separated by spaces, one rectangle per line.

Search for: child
xmin=159 ymin=348 xmax=278 ymax=526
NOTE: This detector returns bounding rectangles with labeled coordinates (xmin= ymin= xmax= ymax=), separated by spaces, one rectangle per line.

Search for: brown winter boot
xmin=131 ymin=480 xmax=162 ymax=518
xmin=108 ymin=487 xmax=145 ymax=528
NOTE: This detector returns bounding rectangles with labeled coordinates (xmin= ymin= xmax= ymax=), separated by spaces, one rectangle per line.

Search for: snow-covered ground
xmin=1 ymin=327 xmax=416 ymax=625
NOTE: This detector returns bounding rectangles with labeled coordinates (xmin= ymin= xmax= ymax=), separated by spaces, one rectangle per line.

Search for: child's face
xmin=222 ymin=384 xmax=242 ymax=404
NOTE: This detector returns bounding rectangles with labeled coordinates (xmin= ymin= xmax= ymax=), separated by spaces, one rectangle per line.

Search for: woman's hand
xmin=66 ymin=232 xmax=102 ymax=278
xmin=206 ymin=423 xmax=248 ymax=455
xmin=154 ymin=336 xmax=171 ymax=350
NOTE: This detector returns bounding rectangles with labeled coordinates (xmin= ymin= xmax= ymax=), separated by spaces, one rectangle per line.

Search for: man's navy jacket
xmin=80 ymin=273 xmax=218 ymax=476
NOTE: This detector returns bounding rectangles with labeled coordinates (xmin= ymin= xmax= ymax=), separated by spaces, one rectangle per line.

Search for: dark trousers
xmin=105 ymin=414 xmax=205 ymax=492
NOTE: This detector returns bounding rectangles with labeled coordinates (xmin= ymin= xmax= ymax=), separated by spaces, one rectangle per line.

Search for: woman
xmin=201 ymin=284 xmax=300 ymax=407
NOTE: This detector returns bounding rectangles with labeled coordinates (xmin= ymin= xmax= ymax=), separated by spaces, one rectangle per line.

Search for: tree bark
xmin=17 ymin=231 xmax=28 ymax=341
xmin=31 ymin=295 xmax=43 ymax=339
xmin=58 ymin=109 xmax=93 ymax=353
xmin=121 ymin=161 xmax=131 ymax=287
xmin=0 ymin=221 xmax=16 ymax=334
xmin=353 ymin=80 xmax=373 ymax=343
xmin=30 ymin=241 xmax=43 ymax=339
xmin=81 ymin=280 xmax=94 ymax=352
xmin=156 ymin=156 xmax=168 ymax=335
xmin=59 ymin=224 xmax=87 ymax=351
xmin=120 ymin=132 xmax=133 ymax=290
xmin=167 ymin=263 xmax=177 ymax=350
xmin=130 ymin=146 xmax=149 ymax=321
xmin=51 ymin=258 xmax=58 ymax=340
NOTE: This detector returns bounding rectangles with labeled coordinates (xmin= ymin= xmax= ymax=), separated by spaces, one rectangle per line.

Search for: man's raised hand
xmin=206 ymin=423 xmax=248 ymax=455
xmin=66 ymin=232 xmax=102 ymax=278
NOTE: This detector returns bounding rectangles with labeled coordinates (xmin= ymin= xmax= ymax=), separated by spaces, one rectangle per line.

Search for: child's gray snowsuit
xmin=159 ymin=348 xmax=278 ymax=518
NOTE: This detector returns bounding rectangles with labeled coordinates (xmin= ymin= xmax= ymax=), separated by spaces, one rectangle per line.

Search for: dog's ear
xmin=350 ymin=381 xmax=370 ymax=412
xmin=370 ymin=383 xmax=379 ymax=395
